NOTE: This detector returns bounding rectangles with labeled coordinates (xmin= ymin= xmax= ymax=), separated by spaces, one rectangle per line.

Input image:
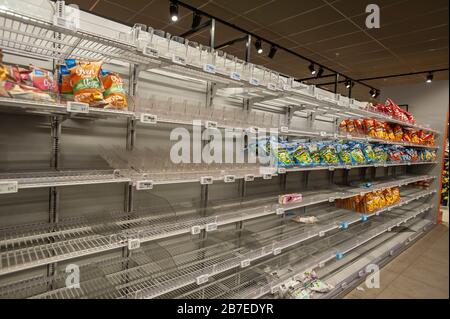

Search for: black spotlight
xmin=308 ymin=63 xmax=316 ymax=75
xmin=317 ymin=67 xmax=324 ymax=77
xmin=426 ymin=72 xmax=433 ymax=83
xmin=370 ymin=88 xmax=379 ymax=98
xmin=191 ymin=11 xmax=202 ymax=29
xmin=255 ymin=38 xmax=263 ymax=54
xmin=170 ymin=1 xmax=179 ymax=22
xmin=345 ymin=79 xmax=352 ymax=88
xmin=268 ymin=45 xmax=277 ymax=59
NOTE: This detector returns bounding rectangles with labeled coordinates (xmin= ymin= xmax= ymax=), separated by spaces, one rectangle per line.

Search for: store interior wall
xmin=381 ymin=80 xmax=449 ymax=222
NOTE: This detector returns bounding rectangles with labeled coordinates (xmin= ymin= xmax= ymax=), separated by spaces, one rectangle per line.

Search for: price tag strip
xmin=244 ymin=174 xmax=255 ymax=182
xmin=143 ymin=45 xmax=159 ymax=58
xmin=128 ymin=238 xmax=141 ymax=250
xmin=203 ymin=64 xmax=216 ymax=74
xmin=0 ymin=181 xmax=18 ymax=194
xmin=205 ymin=223 xmax=218 ymax=232
xmin=196 ymin=274 xmax=209 ymax=285
xmin=172 ymin=55 xmax=187 ymax=65
xmin=224 ymin=175 xmax=235 ymax=183
xmin=140 ymin=113 xmax=157 ymax=124
xmin=249 ymin=78 xmax=259 ymax=86
xmin=67 ymin=101 xmax=89 ymax=113
xmin=191 ymin=225 xmax=201 ymax=235
xmin=200 ymin=176 xmax=213 ymax=185
xmin=240 ymin=259 xmax=251 ymax=268
xmin=230 ymin=72 xmax=241 ymax=81
xmin=136 ymin=180 xmax=153 ymax=190
xmin=205 ymin=121 xmax=218 ymax=129
xmin=263 ymin=174 xmax=273 ymax=180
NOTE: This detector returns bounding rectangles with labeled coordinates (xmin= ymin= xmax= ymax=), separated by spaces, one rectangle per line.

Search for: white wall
xmin=381 ymin=80 xmax=449 ymax=222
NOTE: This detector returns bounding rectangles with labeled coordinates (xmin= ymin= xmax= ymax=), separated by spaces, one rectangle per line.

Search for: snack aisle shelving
xmin=0 ymin=0 xmax=445 ymax=299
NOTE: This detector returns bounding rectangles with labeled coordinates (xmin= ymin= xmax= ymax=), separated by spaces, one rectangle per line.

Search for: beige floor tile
xmin=376 ymin=286 xmax=415 ymax=299
xmin=388 ymin=275 xmax=448 ymax=299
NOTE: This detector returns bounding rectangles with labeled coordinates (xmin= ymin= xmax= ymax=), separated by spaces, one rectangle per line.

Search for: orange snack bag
xmin=100 ymin=69 xmax=127 ymax=110
xmin=393 ymin=124 xmax=404 ymax=141
xmin=354 ymin=119 xmax=365 ymax=135
xmin=364 ymin=119 xmax=376 ymax=138
xmin=384 ymin=123 xmax=395 ymax=141
xmin=66 ymin=59 xmax=104 ymax=105
xmin=374 ymin=120 xmax=386 ymax=139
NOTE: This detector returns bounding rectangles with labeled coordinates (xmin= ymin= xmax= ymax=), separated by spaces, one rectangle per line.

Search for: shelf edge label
xmin=0 ymin=181 xmax=18 ymax=194
xmin=67 ymin=101 xmax=89 ymax=113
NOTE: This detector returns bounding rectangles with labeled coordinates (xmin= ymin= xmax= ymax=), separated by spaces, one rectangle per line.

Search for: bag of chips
xmin=58 ymin=63 xmax=73 ymax=99
xmin=29 ymin=66 xmax=56 ymax=94
xmin=350 ymin=142 xmax=366 ymax=164
xmin=373 ymin=144 xmax=388 ymax=162
xmin=364 ymin=119 xmax=376 ymax=138
xmin=100 ymin=69 xmax=127 ymax=109
xmin=337 ymin=142 xmax=352 ymax=165
xmin=66 ymin=59 xmax=105 ymax=106
xmin=384 ymin=123 xmax=395 ymax=141
xmin=290 ymin=143 xmax=313 ymax=166
xmin=363 ymin=143 xmax=376 ymax=162
xmin=374 ymin=120 xmax=386 ymax=139
xmin=319 ymin=142 xmax=340 ymax=165
xmin=354 ymin=119 xmax=365 ymax=135
xmin=393 ymin=124 xmax=404 ymax=141
xmin=307 ymin=143 xmax=322 ymax=166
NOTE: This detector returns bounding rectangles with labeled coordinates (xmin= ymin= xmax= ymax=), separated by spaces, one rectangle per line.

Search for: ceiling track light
xmin=316 ymin=67 xmax=324 ymax=78
xmin=344 ymin=79 xmax=353 ymax=89
xmin=170 ymin=1 xmax=179 ymax=22
xmin=191 ymin=11 xmax=202 ymax=29
xmin=426 ymin=72 xmax=433 ymax=83
xmin=255 ymin=38 xmax=263 ymax=54
xmin=268 ymin=45 xmax=277 ymax=59
xmin=308 ymin=63 xmax=316 ymax=75
xmin=370 ymin=88 xmax=379 ymax=98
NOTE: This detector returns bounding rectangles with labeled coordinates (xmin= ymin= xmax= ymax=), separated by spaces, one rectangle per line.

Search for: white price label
xmin=245 ymin=127 xmax=257 ymax=134
xmin=203 ymin=64 xmax=216 ymax=74
xmin=143 ymin=45 xmax=159 ymax=58
xmin=244 ymin=174 xmax=255 ymax=182
xmin=136 ymin=180 xmax=153 ymax=190
xmin=249 ymin=78 xmax=259 ymax=86
xmin=200 ymin=176 xmax=213 ymax=185
xmin=53 ymin=15 xmax=77 ymax=30
xmin=172 ymin=55 xmax=186 ymax=65
xmin=224 ymin=175 xmax=235 ymax=183
xmin=329 ymin=197 xmax=335 ymax=203
xmin=191 ymin=226 xmax=201 ymax=235
xmin=320 ymin=131 xmax=327 ymax=137
xmin=319 ymin=231 xmax=325 ymax=237
xmin=270 ymin=286 xmax=280 ymax=294
xmin=230 ymin=72 xmax=241 ymax=81
xmin=318 ymin=261 xmax=325 ymax=268
xmin=276 ymin=208 xmax=284 ymax=215
xmin=67 ymin=101 xmax=89 ymax=113
xmin=263 ymin=174 xmax=273 ymax=180
xmin=205 ymin=121 xmax=218 ymax=129
xmin=329 ymin=166 xmax=335 ymax=171
xmin=140 ymin=113 xmax=157 ymax=124
xmin=128 ymin=238 xmax=141 ymax=250
xmin=240 ymin=259 xmax=251 ymax=268
xmin=277 ymin=167 xmax=286 ymax=174
xmin=280 ymin=126 xmax=289 ymax=133
xmin=196 ymin=274 xmax=209 ymax=285
xmin=283 ymin=84 xmax=290 ymax=91
xmin=205 ymin=223 xmax=218 ymax=232
xmin=273 ymin=248 xmax=282 ymax=255
xmin=0 ymin=181 xmax=18 ymax=194
xmin=267 ymin=82 xmax=277 ymax=91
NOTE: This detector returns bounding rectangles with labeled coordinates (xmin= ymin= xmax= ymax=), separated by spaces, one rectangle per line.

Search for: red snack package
xmin=420 ymin=131 xmax=435 ymax=146
xmin=364 ymin=119 xmax=376 ymax=138
xmin=354 ymin=119 xmax=365 ymax=135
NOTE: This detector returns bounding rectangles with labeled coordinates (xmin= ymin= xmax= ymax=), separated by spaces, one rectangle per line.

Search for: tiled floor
xmin=345 ymin=223 xmax=449 ymax=299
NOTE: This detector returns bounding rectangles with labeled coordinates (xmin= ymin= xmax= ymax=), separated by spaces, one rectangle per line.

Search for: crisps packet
xmin=100 ymin=69 xmax=127 ymax=110
xmin=290 ymin=143 xmax=313 ymax=166
xmin=66 ymin=59 xmax=105 ymax=106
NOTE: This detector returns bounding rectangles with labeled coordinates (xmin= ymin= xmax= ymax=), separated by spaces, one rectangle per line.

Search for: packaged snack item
xmin=418 ymin=131 xmax=435 ymax=146
xmin=100 ymin=69 xmax=127 ymax=109
xmin=346 ymin=119 xmax=356 ymax=135
xmin=307 ymin=143 xmax=322 ymax=166
xmin=375 ymin=190 xmax=386 ymax=208
xmin=290 ymin=143 xmax=313 ymax=166
xmin=354 ymin=119 xmax=365 ymax=135
xmin=387 ymin=145 xmax=402 ymax=162
xmin=393 ymin=124 xmax=404 ymax=141
xmin=339 ymin=120 xmax=348 ymax=133
xmin=337 ymin=142 xmax=352 ymax=165
xmin=392 ymin=187 xmax=400 ymax=203
xmin=350 ymin=142 xmax=366 ymax=164
xmin=383 ymin=188 xmax=395 ymax=206
xmin=292 ymin=216 xmax=318 ymax=224
xmin=59 ymin=63 xmax=73 ymax=98
xmin=278 ymin=193 xmax=302 ymax=205
xmin=8 ymin=65 xmax=32 ymax=85
xmin=373 ymin=144 xmax=388 ymax=162
xmin=319 ymin=142 xmax=340 ymax=165
xmin=374 ymin=120 xmax=386 ymax=139
xmin=29 ymin=66 xmax=56 ymax=94
xmin=402 ymin=128 xmax=412 ymax=142
xmin=384 ymin=123 xmax=395 ymax=141
xmin=271 ymin=140 xmax=294 ymax=167
xmin=66 ymin=59 xmax=105 ymax=106
xmin=364 ymin=193 xmax=376 ymax=213
xmin=0 ymin=49 xmax=10 ymax=97
xmin=362 ymin=143 xmax=376 ymax=162
xmin=364 ymin=119 xmax=376 ymax=138
xmin=405 ymin=148 xmax=418 ymax=161
xmin=309 ymin=280 xmax=334 ymax=293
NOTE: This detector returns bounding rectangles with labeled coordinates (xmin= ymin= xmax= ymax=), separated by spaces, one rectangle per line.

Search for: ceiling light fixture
xmin=308 ymin=63 xmax=316 ymax=75
xmin=268 ymin=45 xmax=277 ymax=59
xmin=191 ymin=11 xmax=202 ymax=29
xmin=255 ymin=38 xmax=263 ymax=54
xmin=370 ymin=88 xmax=379 ymax=98
xmin=345 ymin=79 xmax=352 ymax=88
xmin=317 ymin=67 xmax=324 ymax=78
xmin=170 ymin=1 xmax=179 ymax=22
xmin=426 ymin=72 xmax=433 ymax=83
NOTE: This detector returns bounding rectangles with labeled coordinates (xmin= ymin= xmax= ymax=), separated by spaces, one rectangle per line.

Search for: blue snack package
xmin=350 ymin=142 xmax=366 ymax=164
xmin=290 ymin=142 xmax=313 ymax=166
xmin=307 ymin=142 xmax=322 ymax=166
xmin=337 ymin=141 xmax=352 ymax=165
xmin=362 ymin=143 xmax=376 ymax=163
xmin=319 ymin=141 xmax=340 ymax=165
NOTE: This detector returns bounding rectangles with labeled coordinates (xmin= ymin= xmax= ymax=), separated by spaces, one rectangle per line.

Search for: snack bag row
xmin=335 ymin=187 xmax=401 ymax=214
xmin=60 ymin=59 xmax=128 ymax=109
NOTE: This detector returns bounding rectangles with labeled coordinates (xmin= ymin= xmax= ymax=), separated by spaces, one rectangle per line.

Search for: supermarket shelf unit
xmin=0 ymin=1 xmax=444 ymax=299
